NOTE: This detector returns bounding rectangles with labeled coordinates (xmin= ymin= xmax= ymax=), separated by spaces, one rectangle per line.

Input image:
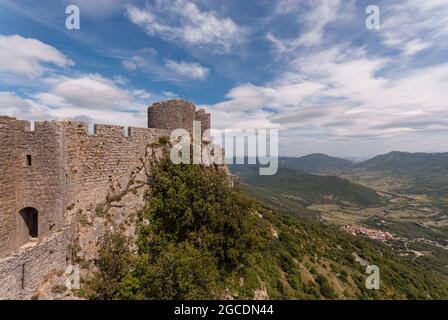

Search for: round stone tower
xmin=148 ymin=99 xmax=207 ymax=132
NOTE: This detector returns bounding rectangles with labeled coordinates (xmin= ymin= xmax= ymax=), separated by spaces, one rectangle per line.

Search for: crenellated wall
xmin=0 ymin=99 xmax=209 ymax=299
xmin=0 ymin=119 xmax=171 ymax=299
xmin=0 ymin=117 xmax=172 ymax=259
xmin=61 ymin=122 xmax=170 ymax=221
xmin=0 ymin=117 xmax=65 ymax=255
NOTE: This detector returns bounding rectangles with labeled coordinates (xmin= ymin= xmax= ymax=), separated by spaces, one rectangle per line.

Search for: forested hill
xmin=231 ymin=165 xmax=385 ymax=207
xmin=86 ymin=155 xmax=448 ymax=300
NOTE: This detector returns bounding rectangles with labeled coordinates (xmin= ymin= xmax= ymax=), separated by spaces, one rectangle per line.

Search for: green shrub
xmin=316 ymin=274 xmax=336 ymax=299
xmin=140 ymin=156 xmax=270 ymax=268
xmin=88 ymin=232 xmax=136 ymax=300
xmin=95 ymin=203 xmax=106 ymax=217
xmin=123 ymin=243 xmax=220 ymax=299
xmin=51 ymin=284 xmax=67 ymax=295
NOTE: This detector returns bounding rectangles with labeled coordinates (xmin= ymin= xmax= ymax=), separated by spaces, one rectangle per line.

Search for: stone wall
xmin=61 ymin=122 xmax=170 ymax=222
xmin=0 ymin=99 xmax=210 ymax=299
xmin=0 ymin=117 xmax=65 ymax=256
xmin=195 ymin=109 xmax=211 ymax=133
xmin=0 ymin=121 xmax=170 ymax=299
xmin=0 ymin=227 xmax=71 ymax=300
xmin=0 ymin=117 xmax=18 ymax=255
xmin=0 ymin=118 xmax=171 ymax=257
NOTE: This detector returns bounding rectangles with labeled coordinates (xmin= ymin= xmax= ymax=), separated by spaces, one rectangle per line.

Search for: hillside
xmin=231 ymin=165 xmax=385 ymax=208
xmin=357 ymin=151 xmax=448 ymax=173
xmin=275 ymin=151 xmax=448 ymax=195
xmin=355 ymin=151 xmax=448 ymax=195
xmin=85 ymin=155 xmax=448 ymax=300
xmin=279 ymin=154 xmax=354 ymax=173
xmin=231 ymin=153 xmax=448 ymax=284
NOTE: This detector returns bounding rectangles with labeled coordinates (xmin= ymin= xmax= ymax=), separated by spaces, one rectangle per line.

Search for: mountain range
xmin=280 ymin=151 xmax=448 ymax=175
xmin=276 ymin=151 xmax=448 ymax=195
xmin=279 ymin=154 xmax=354 ymax=173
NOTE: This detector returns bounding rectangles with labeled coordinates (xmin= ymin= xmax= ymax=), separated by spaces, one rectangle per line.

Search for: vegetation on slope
xmin=357 ymin=151 xmax=448 ymax=173
xmin=232 ymin=166 xmax=385 ymax=208
xmin=88 ymin=156 xmax=448 ymax=300
xmin=277 ymin=151 xmax=448 ymax=196
xmin=355 ymin=151 xmax=448 ymax=195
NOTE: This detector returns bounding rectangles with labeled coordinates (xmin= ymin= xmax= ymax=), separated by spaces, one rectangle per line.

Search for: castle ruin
xmin=0 ymin=99 xmax=210 ymax=299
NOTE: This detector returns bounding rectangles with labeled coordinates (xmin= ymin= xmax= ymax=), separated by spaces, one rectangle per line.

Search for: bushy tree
xmin=89 ymin=232 xmax=136 ymax=299
xmin=140 ymin=157 xmax=269 ymax=268
xmin=121 ymin=243 xmax=220 ymax=299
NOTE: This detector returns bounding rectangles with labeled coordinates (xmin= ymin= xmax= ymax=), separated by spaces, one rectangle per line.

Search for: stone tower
xmin=147 ymin=99 xmax=211 ymax=132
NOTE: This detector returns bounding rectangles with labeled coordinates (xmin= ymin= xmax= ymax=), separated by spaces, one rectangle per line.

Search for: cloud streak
xmin=125 ymin=0 xmax=244 ymax=52
xmin=208 ymin=46 xmax=448 ymax=149
xmin=164 ymin=59 xmax=209 ymax=80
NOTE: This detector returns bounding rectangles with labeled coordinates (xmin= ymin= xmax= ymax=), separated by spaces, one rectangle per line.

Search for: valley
xmin=230 ymin=151 xmax=448 ymax=277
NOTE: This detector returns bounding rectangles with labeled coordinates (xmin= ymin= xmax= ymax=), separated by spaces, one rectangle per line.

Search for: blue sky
xmin=1 ymin=0 xmax=448 ymax=157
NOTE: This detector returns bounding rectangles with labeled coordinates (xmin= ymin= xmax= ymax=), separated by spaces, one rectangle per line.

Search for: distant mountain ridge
xmin=279 ymin=151 xmax=448 ymax=174
xmin=356 ymin=151 xmax=448 ymax=173
xmin=276 ymin=151 xmax=448 ymax=195
xmin=279 ymin=154 xmax=354 ymax=173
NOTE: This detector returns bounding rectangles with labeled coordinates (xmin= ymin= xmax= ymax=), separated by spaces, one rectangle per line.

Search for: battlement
xmin=1 ymin=99 xmax=210 ymax=141
xmin=0 ymin=116 xmax=65 ymax=131
xmin=0 ymin=99 xmax=206 ymax=259
xmin=0 ymin=117 xmax=169 ymax=140
xmin=1 ymin=99 xmax=212 ymax=299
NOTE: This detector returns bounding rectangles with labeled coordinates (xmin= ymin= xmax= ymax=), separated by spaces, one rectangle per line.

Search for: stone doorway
xmin=19 ymin=207 xmax=38 ymax=239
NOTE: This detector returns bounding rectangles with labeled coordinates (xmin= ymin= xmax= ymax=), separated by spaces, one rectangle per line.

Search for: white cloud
xmin=0 ymin=91 xmax=51 ymax=120
xmin=207 ymin=43 xmax=448 ymax=148
xmin=122 ymin=59 xmax=138 ymax=71
xmin=296 ymin=0 xmax=342 ymax=47
xmin=164 ymin=59 xmax=209 ymax=80
xmin=162 ymin=91 xmax=178 ymax=98
xmin=125 ymin=0 xmax=243 ymax=52
xmin=199 ymin=105 xmax=281 ymax=130
xmin=1 ymin=73 xmax=158 ymax=128
xmin=121 ymin=49 xmax=209 ymax=81
xmin=0 ymin=34 xmax=73 ymax=77
xmin=212 ymin=81 xmax=324 ymax=112
xmin=268 ymin=0 xmax=344 ymax=52
xmin=253 ymin=0 xmax=448 ymax=153
xmin=37 ymin=74 xmax=133 ymax=110
xmin=122 ymin=47 xmax=157 ymax=71
xmin=381 ymin=0 xmax=448 ymax=56
xmin=274 ymin=0 xmax=302 ymax=14
xmin=131 ymin=89 xmax=151 ymax=100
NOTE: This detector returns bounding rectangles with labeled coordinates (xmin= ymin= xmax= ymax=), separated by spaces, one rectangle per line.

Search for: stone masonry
xmin=148 ymin=99 xmax=211 ymax=133
xmin=0 ymin=99 xmax=210 ymax=299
